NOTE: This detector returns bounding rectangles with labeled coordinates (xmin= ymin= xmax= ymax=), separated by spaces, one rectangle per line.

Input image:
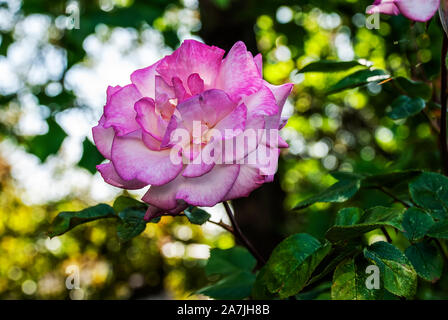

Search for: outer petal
xmin=367 ymin=0 xmax=400 ymax=15
xmin=92 ymin=115 xmax=114 ymax=159
xmin=130 ymin=61 xmax=159 ymax=98
xmin=264 ymin=82 xmax=294 ymax=130
xmin=111 ymin=132 xmax=183 ymax=186
xmin=142 ymin=164 xmax=240 ymax=209
xmin=243 ymin=85 xmax=278 ymax=117
xmin=103 ymin=84 xmax=142 ymax=136
xmin=254 ymin=53 xmax=263 ymax=76
xmin=223 ymin=165 xmax=264 ymax=200
xmin=97 ymin=162 xmax=147 ymax=190
xmin=396 ymin=0 xmax=439 ymax=22
xmin=216 ymin=41 xmax=263 ymax=101
xmin=156 ymin=40 xmax=225 ymax=89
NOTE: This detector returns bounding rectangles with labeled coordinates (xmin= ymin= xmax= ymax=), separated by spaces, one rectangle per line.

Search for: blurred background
xmin=0 ymin=0 xmax=447 ymax=299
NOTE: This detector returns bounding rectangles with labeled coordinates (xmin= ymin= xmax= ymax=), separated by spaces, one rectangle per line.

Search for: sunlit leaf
xmin=327 ymin=69 xmax=390 ymax=94
xmin=298 ymin=60 xmax=370 ymax=73
xmin=331 ymin=256 xmax=384 ymax=300
xmin=255 ymin=233 xmax=331 ymax=299
xmin=364 ymin=242 xmax=417 ymax=298
xmin=293 ymin=177 xmax=361 ymax=210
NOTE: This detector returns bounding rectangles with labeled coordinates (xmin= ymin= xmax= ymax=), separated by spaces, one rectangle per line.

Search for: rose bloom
xmin=93 ymin=40 xmax=293 ymax=219
xmin=367 ymin=0 xmax=440 ymax=22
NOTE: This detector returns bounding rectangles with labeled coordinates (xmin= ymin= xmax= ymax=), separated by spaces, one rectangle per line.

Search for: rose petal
xmin=111 ymin=132 xmax=183 ymax=186
xmin=103 ymin=84 xmax=142 ymax=136
xmin=130 ymin=61 xmax=159 ymax=98
xmin=142 ymin=164 xmax=240 ymax=209
xmin=97 ymin=162 xmax=147 ymax=190
xmin=216 ymin=41 xmax=263 ymax=101
xmin=157 ymin=40 xmax=225 ymax=89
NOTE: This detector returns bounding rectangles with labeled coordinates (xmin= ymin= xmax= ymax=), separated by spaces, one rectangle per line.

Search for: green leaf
xmin=198 ymin=271 xmax=256 ymax=300
xmin=409 ymin=172 xmax=448 ymax=220
xmin=331 ymin=256 xmax=384 ymax=300
xmin=77 ymin=138 xmax=105 ymax=174
xmin=205 ymin=247 xmax=257 ymax=277
xmin=26 ymin=117 xmax=67 ymax=162
xmin=113 ymin=195 xmax=147 ymax=213
xmin=326 ymin=207 xmax=405 ymax=242
xmin=327 ymin=69 xmax=390 ymax=94
xmin=402 ymin=208 xmax=435 ymax=241
xmin=293 ymin=177 xmax=361 ymax=210
xmin=405 ymin=241 xmax=443 ymax=282
xmin=362 ymin=170 xmax=422 ymax=188
xmin=116 ymin=209 xmax=147 ymax=242
xmin=298 ymin=60 xmax=371 ymax=73
xmin=364 ymin=241 xmax=417 ymax=298
xmin=256 ymin=233 xmax=331 ymax=299
xmin=49 ymin=204 xmax=116 ymax=237
xmin=335 ymin=207 xmax=363 ymax=226
xmin=387 ymin=95 xmax=426 ymax=120
xmin=184 ymin=206 xmax=211 ymax=225
xmin=427 ymin=220 xmax=448 ymax=239
xmin=395 ymin=77 xmax=432 ymax=101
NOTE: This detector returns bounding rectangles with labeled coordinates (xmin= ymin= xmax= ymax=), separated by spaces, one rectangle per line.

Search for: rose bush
xmin=367 ymin=0 xmax=440 ymax=22
xmin=92 ymin=40 xmax=293 ymax=220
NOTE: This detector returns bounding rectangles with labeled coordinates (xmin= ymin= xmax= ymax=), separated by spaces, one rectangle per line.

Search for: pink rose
xmin=92 ymin=40 xmax=293 ymax=220
xmin=367 ymin=0 xmax=440 ymax=22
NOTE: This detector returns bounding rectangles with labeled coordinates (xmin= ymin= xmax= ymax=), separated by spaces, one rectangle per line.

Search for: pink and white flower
xmin=93 ymin=40 xmax=293 ymax=220
xmin=367 ymin=0 xmax=440 ymax=22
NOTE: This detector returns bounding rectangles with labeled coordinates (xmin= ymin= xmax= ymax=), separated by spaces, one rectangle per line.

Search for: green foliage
xmin=116 ymin=209 xmax=148 ymax=242
xmin=405 ymin=241 xmax=443 ymax=282
xmin=48 ymin=204 xmax=116 ymax=237
xmin=387 ymin=95 xmax=426 ymax=120
xmin=25 ymin=117 xmax=67 ymax=162
xmin=331 ymin=256 xmax=384 ymax=300
xmin=184 ymin=206 xmax=211 ymax=225
xmin=364 ymin=242 xmax=417 ymax=298
xmin=253 ymin=233 xmax=331 ymax=299
xmin=293 ymin=174 xmax=361 ymax=210
xmin=205 ymin=247 xmax=257 ymax=277
xmin=197 ymin=271 xmax=256 ymax=300
xmin=402 ymin=208 xmax=435 ymax=241
xmin=327 ymin=69 xmax=390 ymax=94
xmin=198 ymin=247 xmax=257 ymax=300
xmin=298 ymin=60 xmax=370 ymax=73
xmin=395 ymin=77 xmax=432 ymax=101
xmin=78 ymin=138 xmax=105 ymax=174
xmin=409 ymin=172 xmax=448 ymax=220
xmin=326 ymin=207 xmax=404 ymax=243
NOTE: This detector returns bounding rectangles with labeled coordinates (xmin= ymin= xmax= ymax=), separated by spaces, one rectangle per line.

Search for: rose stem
xmin=440 ymin=33 xmax=448 ymax=176
xmin=223 ymin=201 xmax=267 ymax=266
